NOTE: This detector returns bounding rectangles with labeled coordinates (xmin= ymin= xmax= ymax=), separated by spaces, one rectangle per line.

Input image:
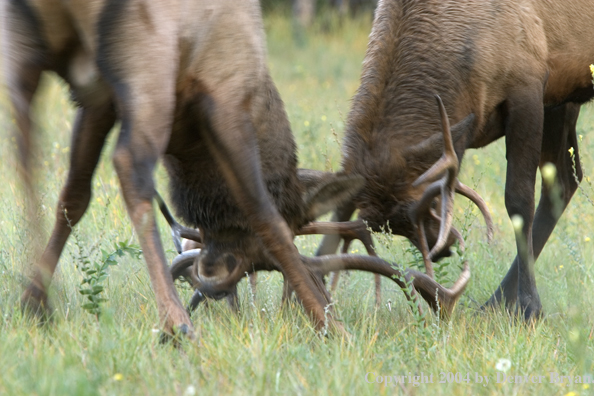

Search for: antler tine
xmin=455 ymin=181 xmax=494 ymax=243
xmin=302 ymin=254 xmax=471 ymax=319
xmin=412 ymin=95 xmax=458 ymax=188
xmin=416 ymin=220 xmax=434 ymax=278
xmin=170 ymin=248 xmax=202 ymax=281
xmin=154 ymin=191 xmax=202 ymax=253
xmin=429 ymin=188 xmax=456 ymax=258
xmin=297 ymin=220 xmax=376 ymax=256
xmin=420 ymin=96 xmax=458 ymax=255
xmin=449 ymin=226 xmax=466 ymax=254
xmin=428 ymin=210 xmax=466 ymax=256
xmin=410 ymin=180 xmax=442 ymax=277
xmin=298 ymin=220 xmax=383 ymax=303
xmin=301 ymin=254 xmax=424 ymax=316
xmin=411 ymin=95 xmax=463 ymax=267
xmin=436 ymin=94 xmax=455 ymax=158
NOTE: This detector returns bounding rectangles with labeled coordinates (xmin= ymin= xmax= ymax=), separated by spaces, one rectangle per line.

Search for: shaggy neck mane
xmin=344 ymin=0 xmax=477 ymax=161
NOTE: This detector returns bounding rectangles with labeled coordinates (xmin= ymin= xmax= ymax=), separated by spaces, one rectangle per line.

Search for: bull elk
xmin=156 ymin=170 xmax=470 ymax=319
xmin=3 ymin=0 xmax=470 ymax=337
xmin=318 ymin=0 xmax=593 ymax=320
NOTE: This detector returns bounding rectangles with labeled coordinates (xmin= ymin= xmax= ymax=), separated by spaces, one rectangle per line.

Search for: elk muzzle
xmin=195 ymin=249 xmax=239 ymax=284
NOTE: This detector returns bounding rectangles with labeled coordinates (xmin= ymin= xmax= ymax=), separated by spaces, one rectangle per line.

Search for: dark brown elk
xmin=4 ymin=0 xmax=470 ymax=336
xmin=318 ymin=0 xmax=593 ymax=320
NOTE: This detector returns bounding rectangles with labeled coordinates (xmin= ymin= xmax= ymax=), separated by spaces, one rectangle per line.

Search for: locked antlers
xmin=410 ymin=95 xmax=493 ymax=278
xmin=155 ymin=192 xmax=202 ymax=253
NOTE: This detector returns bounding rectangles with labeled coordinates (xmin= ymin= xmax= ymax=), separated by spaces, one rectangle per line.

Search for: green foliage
xmin=74 ymin=237 xmax=141 ymax=317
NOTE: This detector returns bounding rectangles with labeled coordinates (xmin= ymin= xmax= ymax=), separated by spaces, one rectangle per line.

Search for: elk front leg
xmin=99 ymin=10 xmax=193 ymax=339
xmin=200 ymin=94 xmax=335 ymax=331
xmin=485 ymin=102 xmax=582 ymax=314
xmin=484 ymin=84 xmax=544 ymax=320
xmin=22 ymin=104 xmax=115 ymax=317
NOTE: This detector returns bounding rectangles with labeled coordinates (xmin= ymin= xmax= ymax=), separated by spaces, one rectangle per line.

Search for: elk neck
xmin=163 ymin=72 xmax=307 ymax=237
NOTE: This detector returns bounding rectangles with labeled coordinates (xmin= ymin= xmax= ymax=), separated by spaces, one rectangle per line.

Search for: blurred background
xmin=264 ymin=0 xmax=378 ymax=26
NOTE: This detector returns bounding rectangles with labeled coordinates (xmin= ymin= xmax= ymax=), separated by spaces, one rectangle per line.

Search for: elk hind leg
xmin=22 ymin=105 xmax=116 ymax=316
xmin=5 ymin=2 xmax=46 ymax=314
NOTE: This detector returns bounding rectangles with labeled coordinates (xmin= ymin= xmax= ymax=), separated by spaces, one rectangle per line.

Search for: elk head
xmin=166 ymin=171 xmax=366 ymax=302
xmin=407 ymin=96 xmax=493 ymax=277
xmin=351 ymin=96 xmax=493 ymax=278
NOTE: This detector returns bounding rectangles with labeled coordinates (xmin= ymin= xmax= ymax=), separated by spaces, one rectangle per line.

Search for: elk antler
xmin=298 ymin=220 xmax=382 ymax=303
xmin=297 ymin=220 xmax=375 ymax=255
xmin=154 ymin=191 xmax=203 ymax=253
xmin=411 ymin=95 xmax=459 ymax=267
xmin=455 ymin=182 xmax=494 ymax=243
xmin=301 ymin=254 xmax=471 ymax=319
xmin=170 ymin=248 xmax=202 ymax=281
xmin=410 ymin=95 xmax=492 ymax=277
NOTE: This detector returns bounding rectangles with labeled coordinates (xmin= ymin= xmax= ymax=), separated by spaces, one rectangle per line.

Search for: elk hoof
xmin=517 ymin=293 xmax=543 ymax=322
xmin=325 ymin=319 xmax=352 ymax=341
xmin=159 ymin=323 xmax=195 ymax=345
xmin=480 ymin=290 xmax=543 ymax=323
xmin=177 ymin=323 xmax=190 ymax=336
xmin=21 ymin=284 xmax=52 ymax=325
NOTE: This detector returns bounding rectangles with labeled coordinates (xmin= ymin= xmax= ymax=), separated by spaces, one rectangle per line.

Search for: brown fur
xmin=320 ymin=0 xmax=593 ymax=319
xmin=3 ymin=0 xmax=354 ymax=336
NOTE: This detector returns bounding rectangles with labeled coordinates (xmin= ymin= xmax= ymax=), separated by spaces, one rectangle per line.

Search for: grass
xmin=1 ymin=12 xmax=594 ymax=395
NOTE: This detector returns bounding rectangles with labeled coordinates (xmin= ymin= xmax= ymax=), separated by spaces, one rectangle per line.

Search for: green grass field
xmin=1 ymin=12 xmax=594 ymax=395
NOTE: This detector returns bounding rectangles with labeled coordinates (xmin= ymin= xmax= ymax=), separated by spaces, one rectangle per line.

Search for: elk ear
xmin=298 ymin=169 xmax=365 ymax=220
